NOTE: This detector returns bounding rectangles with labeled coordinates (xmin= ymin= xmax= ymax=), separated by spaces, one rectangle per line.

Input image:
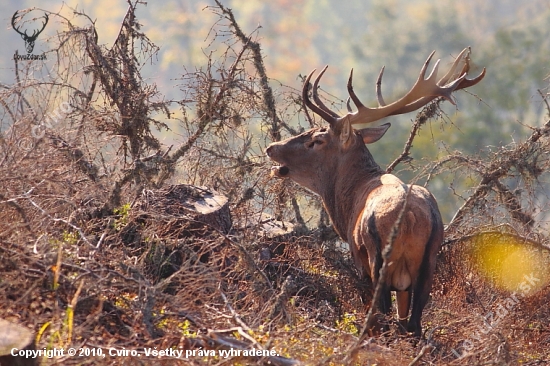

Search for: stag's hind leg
xmin=408 ymin=208 xmax=443 ymax=337
xmin=408 ymin=283 xmax=430 ymax=336
xmin=379 ymin=284 xmax=392 ymax=316
xmin=396 ymin=290 xmax=411 ymax=333
xmin=408 ymin=246 xmax=438 ymax=337
xmin=368 ymin=283 xmax=392 ymax=335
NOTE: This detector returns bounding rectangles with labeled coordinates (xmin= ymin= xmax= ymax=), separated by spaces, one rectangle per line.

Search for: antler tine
xmin=451 ymin=47 xmax=486 ymax=90
xmin=312 ymin=66 xmax=341 ymax=119
xmin=303 ymin=69 xmax=338 ymax=125
xmin=412 ymin=51 xmax=437 ymax=88
xmin=414 ymin=51 xmax=457 ymax=104
xmin=421 ymin=51 xmax=438 ymax=82
xmin=437 ymin=48 xmax=469 ymax=87
xmin=347 ymin=68 xmax=364 ymax=110
xmin=436 ymin=47 xmax=486 ymax=90
xmin=456 ymin=67 xmax=486 ymax=89
xmin=375 ymin=66 xmax=386 ymax=107
xmin=346 ymin=97 xmax=353 ymax=113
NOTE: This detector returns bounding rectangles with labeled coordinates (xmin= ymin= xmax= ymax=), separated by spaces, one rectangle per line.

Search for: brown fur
xmin=267 ymin=125 xmax=443 ymax=336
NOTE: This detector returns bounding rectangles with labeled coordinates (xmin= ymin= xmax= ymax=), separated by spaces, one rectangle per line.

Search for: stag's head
xmin=266 ymin=120 xmax=391 ymax=193
xmin=267 ymin=48 xmax=485 ymax=193
xmin=12 ymin=10 xmax=49 ymax=54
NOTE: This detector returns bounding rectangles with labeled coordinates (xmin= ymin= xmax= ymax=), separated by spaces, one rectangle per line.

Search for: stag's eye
xmin=307 ymin=139 xmax=324 ymax=148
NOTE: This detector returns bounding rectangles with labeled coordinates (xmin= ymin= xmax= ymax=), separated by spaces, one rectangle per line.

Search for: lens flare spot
xmin=468 ymin=232 xmax=550 ymax=294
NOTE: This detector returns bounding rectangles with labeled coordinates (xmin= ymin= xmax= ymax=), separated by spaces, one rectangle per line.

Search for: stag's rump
xmin=353 ymin=175 xmax=439 ymax=291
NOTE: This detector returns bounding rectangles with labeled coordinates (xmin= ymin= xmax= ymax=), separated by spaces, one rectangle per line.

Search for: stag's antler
xmin=372 ymin=48 xmax=486 ymax=116
xmin=304 ymin=48 xmax=486 ymax=126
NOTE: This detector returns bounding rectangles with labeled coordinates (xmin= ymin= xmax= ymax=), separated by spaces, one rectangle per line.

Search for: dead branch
xmin=387 ymin=99 xmax=443 ymax=173
xmin=442 ymin=112 xmax=550 ymax=236
xmin=408 ymin=344 xmax=433 ymax=366
xmin=214 ymin=0 xmax=282 ymax=141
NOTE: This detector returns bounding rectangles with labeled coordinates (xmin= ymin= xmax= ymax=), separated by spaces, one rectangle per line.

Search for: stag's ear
xmin=358 ymin=123 xmax=391 ymax=144
xmin=339 ymin=117 xmax=354 ymax=149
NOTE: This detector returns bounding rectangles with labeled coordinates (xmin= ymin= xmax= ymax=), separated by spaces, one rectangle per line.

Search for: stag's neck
xmin=319 ymin=155 xmax=384 ymax=242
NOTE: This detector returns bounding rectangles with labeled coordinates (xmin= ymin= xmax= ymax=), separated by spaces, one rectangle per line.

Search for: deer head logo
xmin=11 ymin=10 xmax=49 ymax=54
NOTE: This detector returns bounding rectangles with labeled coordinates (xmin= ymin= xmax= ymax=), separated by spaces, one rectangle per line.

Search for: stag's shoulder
xmin=379 ymin=174 xmax=434 ymax=198
xmin=366 ymin=174 xmax=435 ymax=210
xmin=379 ymin=174 xmax=406 ymax=187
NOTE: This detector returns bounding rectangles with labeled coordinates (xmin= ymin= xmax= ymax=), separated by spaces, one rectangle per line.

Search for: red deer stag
xmin=266 ymin=48 xmax=485 ymax=336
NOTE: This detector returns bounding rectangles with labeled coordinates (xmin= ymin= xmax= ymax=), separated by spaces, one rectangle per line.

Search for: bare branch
xmin=386 ymin=99 xmax=443 ymax=173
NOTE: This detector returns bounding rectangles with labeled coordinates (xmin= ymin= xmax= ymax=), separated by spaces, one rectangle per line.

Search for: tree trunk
xmin=138 ymin=184 xmax=232 ymax=234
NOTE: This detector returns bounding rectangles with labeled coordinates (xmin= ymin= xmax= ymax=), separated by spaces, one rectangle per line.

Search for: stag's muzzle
xmin=266 ymin=145 xmax=290 ymax=177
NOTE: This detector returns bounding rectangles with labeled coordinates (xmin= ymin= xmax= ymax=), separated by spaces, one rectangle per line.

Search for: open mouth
xmin=270 ymin=165 xmax=290 ymax=177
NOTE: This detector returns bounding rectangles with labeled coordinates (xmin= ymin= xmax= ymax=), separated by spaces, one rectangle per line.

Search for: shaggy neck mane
xmin=318 ymin=148 xmax=384 ymax=242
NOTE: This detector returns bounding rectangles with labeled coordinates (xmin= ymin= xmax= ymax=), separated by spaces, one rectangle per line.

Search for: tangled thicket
xmin=1 ymin=1 xmax=549 ymax=365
